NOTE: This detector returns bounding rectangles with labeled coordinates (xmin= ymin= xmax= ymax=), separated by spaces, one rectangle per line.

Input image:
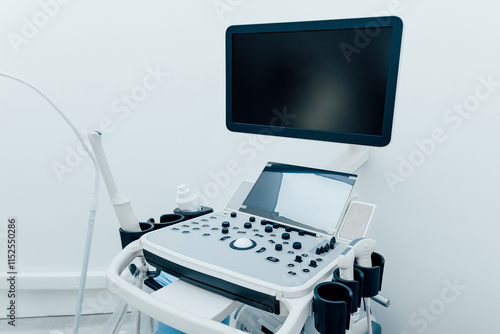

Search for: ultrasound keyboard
xmin=141 ymin=210 xmax=347 ymax=314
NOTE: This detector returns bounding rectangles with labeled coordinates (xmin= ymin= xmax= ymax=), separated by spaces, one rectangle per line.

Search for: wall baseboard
xmin=0 ymin=271 xmax=120 ymax=318
xmin=1 ymin=270 xmax=107 ymax=290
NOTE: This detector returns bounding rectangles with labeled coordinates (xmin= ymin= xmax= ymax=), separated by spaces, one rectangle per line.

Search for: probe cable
xmin=0 ymin=72 xmax=100 ymax=334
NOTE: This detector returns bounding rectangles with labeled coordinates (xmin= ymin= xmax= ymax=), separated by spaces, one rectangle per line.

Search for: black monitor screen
xmin=226 ymin=16 xmax=403 ymax=146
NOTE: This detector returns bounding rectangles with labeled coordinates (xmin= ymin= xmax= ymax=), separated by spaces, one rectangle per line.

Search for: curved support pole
xmin=325 ymin=145 xmax=369 ymax=173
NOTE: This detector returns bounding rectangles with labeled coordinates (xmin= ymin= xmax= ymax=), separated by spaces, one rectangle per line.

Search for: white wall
xmin=0 ymin=0 xmax=499 ymax=332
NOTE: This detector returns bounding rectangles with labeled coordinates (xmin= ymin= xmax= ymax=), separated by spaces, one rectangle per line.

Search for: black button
xmin=285 ymin=227 xmax=292 ymax=232
xmin=261 ymin=220 xmax=267 ymax=225
xmin=265 ymin=226 xmax=273 ymax=233
xmin=222 ymin=227 xmax=229 ymax=234
xmin=256 ymin=247 xmax=266 ymax=253
xmin=330 ymin=236 xmax=336 ymax=245
xmin=230 ymin=212 xmax=237 ymax=218
xmin=222 ymin=221 xmax=230 ymax=228
xmin=293 ymin=242 xmax=302 ymax=250
xmin=287 ymin=263 xmax=295 ymax=268
xmin=273 ymin=223 xmax=279 ymax=229
xmin=294 ymin=255 xmax=303 ymax=263
xmin=282 ymin=233 xmax=290 ymax=240
xmin=309 ymin=260 xmax=318 ymax=268
xmin=302 ymin=254 xmax=308 ymax=258
xmin=275 ymin=244 xmax=283 ymax=251
xmin=316 ymin=248 xmax=321 ymax=255
xmin=249 ymin=216 xmax=256 ymax=222
xmin=302 ymin=269 xmax=310 ymax=273
xmin=287 ymin=271 xmax=297 ymax=276
xmin=324 ymin=243 xmax=330 ymax=252
xmin=298 ymin=230 xmax=305 ymax=236
xmin=244 ymin=222 xmax=252 ymax=229
xmin=266 ymin=256 xmax=280 ymax=263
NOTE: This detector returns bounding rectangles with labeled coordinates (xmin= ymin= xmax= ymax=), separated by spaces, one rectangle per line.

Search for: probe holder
xmin=174 ymin=206 xmax=213 ymax=220
xmin=332 ymin=268 xmax=364 ymax=313
xmin=155 ymin=213 xmax=185 ymax=230
xmin=354 ymin=252 xmax=385 ymax=297
xmin=119 ymin=222 xmax=154 ymax=249
xmin=313 ymin=281 xmax=353 ymax=334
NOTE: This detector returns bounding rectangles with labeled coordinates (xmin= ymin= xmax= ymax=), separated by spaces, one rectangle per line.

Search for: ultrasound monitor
xmin=226 ymin=16 xmax=403 ymax=147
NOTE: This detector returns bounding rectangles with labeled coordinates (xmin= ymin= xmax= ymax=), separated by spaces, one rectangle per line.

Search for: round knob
xmin=330 ymin=237 xmax=336 ymax=249
xmin=282 ymin=233 xmax=290 ymax=240
xmin=292 ymin=242 xmax=302 ymax=250
xmin=273 ymin=223 xmax=280 ymax=229
xmin=309 ymin=260 xmax=317 ymax=268
xmin=222 ymin=221 xmax=230 ymax=228
xmin=285 ymin=226 xmax=292 ymax=232
xmin=249 ymin=216 xmax=256 ymax=222
xmin=222 ymin=227 xmax=229 ymax=234
xmin=294 ymin=255 xmax=303 ymax=263
xmin=298 ymin=230 xmax=305 ymax=236
xmin=244 ymin=222 xmax=252 ymax=229
xmin=275 ymin=244 xmax=283 ymax=251
xmin=230 ymin=212 xmax=237 ymax=218
xmin=260 ymin=219 xmax=267 ymax=225
xmin=265 ymin=226 xmax=273 ymax=233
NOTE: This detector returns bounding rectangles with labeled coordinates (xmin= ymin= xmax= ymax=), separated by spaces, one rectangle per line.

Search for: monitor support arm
xmin=325 ymin=145 xmax=370 ymax=173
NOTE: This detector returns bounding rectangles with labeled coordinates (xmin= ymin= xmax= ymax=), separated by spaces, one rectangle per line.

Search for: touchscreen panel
xmin=240 ymin=162 xmax=357 ymax=234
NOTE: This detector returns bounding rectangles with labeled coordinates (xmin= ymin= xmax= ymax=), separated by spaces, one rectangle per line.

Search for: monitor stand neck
xmin=325 ymin=145 xmax=369 ymax=173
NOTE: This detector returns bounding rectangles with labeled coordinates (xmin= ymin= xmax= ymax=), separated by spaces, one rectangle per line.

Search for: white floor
xmin=0 ymin=313 xmax=135 ymax=334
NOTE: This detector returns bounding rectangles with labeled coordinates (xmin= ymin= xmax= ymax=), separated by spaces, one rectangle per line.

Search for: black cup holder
xmin=313 ymin=281 xmax=353 ymax=334
xmin=354 ymin=252 xmax=385 ymax=297
xmin=119 ymin=221 xmax=155 ymax=249
xmin=332 ymin=267 xmax=364 ymax=312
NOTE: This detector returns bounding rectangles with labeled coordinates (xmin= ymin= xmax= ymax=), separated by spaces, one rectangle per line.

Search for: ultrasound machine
xmin=94 ymin=16 xmax=403 ymax=334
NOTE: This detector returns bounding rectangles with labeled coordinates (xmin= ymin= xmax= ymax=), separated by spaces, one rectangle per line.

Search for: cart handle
xmin=106 ymin=240 xmax=312 ymax=334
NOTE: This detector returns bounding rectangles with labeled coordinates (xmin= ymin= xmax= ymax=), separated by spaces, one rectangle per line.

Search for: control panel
xmin=142 ymin=210 xmax=347 ymax=313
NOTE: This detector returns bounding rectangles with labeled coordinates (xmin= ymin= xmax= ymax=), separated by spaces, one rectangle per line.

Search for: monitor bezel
xmin=225 ymin=16 xmax=403 ymax=147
